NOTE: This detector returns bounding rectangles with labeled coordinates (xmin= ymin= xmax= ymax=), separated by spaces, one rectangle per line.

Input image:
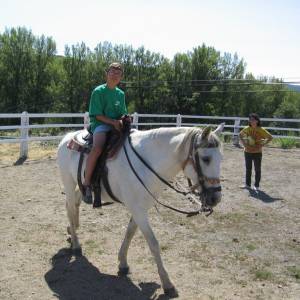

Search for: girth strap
xmin=101 ymin=166 xmax=123 ymax=204
xmin=77 ymin=152 xmax=85 ymax=196
xmin=76 ymin=149 xmax=122 ymax=206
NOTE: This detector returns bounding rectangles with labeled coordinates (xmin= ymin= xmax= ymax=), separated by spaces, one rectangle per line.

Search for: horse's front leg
xmin=118 ymin=217 xmax=138 ymax=275
xmin=132 ymin=213 xmax=178 ymax=298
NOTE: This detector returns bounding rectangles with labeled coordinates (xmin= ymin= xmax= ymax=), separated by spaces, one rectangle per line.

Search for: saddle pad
xmin=73 ymin=129 xmax=90 ymax=145
xmin=67 ymin=130 xmax=90 ymax=153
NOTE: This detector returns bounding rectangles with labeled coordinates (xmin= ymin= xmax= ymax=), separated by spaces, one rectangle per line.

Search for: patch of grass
xmin=85 ymin=239 xmax=98 ymax=254
xmin=276 ymin=137 xmax=299 ymax=149
xmin=160 ymin=244 xmax=169 ymax=252
xmin=183 ymin=242 xmax=209 ymax=261
xmin=285 ymin=241 xmax=300 ymax=254
xmin=246 ymin=244 xmax=256 ymax=251
xmin=0 ymin=142 xmax=57 ymax=162
xmin=220 ymin=133 xmax=232 ymax=143
xmin=287 ymin=266 xmax=300 ymax=280
xmin=236 ymin=279 xmax=247 ymax=287
xmin=253 ymin=268 xmax=273 ymax=281
xmin=97 ymin=249 xmax=105 ymax=255
xmin=263 ymin=261 xmax=272 ymax=267
xmin=216 ymin=212 xmax=247 ymax=223
xmin=0 ymin=143 xmax=20 ymax=162
xmin=233 ymin=251 xmax=249 ymax=263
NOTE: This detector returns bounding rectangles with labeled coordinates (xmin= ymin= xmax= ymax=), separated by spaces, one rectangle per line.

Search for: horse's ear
xmin=201 ymin=126 xmax=212 ymax=140
xmin=213 ymin=122 xmax=225 ymax=136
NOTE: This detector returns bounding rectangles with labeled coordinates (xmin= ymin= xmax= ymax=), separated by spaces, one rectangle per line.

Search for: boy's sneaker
xmin=83 ymin=185 xmax=93 ymax=204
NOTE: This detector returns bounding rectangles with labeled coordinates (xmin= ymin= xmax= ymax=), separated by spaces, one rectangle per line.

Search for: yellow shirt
xmin=240 ymin=126 xmax=272 ymax=153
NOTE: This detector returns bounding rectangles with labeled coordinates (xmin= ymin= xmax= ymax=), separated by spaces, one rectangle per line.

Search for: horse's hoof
xmin=72 ymin=247 xmax=82 ymax=257
xmin=164 ymin=287 xmax=179 ymax=298
xmin=118 ymin=267 xmax=130 ymax=276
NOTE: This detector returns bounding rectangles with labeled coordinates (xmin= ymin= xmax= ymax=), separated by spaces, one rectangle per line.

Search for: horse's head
xmin=182 ymin=123 xmax=224 ymax=211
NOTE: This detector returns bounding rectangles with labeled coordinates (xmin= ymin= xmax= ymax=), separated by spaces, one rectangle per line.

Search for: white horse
xmin=57 ymin=124 xmax=224 ymax=297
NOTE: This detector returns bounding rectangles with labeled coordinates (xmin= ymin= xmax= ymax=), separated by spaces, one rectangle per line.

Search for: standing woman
xmin=239 ymin=113 xmax=273 ymax=191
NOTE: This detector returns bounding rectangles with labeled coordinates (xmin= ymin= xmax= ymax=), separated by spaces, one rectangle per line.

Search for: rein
xmin=127 ymin=134 xmax=191 ymax=196
xmin=124 ymin=136 xmax=203 ymax=216
xmin=125 ymin=132 xmax=219 ymax=216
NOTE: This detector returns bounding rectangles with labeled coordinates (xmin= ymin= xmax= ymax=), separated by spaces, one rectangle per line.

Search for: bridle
xmin=182 ymin=132 xmax=222 ymax=211
xmin=124 ymin=129 xmax=222 ymax=216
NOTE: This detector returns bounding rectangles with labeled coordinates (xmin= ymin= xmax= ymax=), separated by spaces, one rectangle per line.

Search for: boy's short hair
xmin=107 ymin=62 xmax=123 ymax=74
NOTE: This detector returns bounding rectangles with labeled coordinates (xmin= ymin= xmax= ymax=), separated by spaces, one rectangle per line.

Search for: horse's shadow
xmin=249 ymin=189 xmax=283 ymax=203
xmin=44 ymin=248 xmax=163 ymax=300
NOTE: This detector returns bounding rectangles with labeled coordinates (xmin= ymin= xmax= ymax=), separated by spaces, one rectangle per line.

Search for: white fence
xmin=0 ymin=112 xmax=299 ymax=158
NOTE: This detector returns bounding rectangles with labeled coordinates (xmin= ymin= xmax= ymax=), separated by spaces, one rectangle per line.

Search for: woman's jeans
xmin=244 ymin=152 xmax=262 ymax=187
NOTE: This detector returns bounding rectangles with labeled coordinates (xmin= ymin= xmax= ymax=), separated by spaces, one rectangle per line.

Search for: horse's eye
xmin=202 ymin=156 xmax=210 ymax=164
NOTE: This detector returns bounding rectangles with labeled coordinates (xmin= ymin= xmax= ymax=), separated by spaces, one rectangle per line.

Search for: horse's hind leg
xmin=132 ymin=212 xmax=178 ymax=297
xmin=118 ymin=217 xmax=138 ymax=275
xmin=61 ymin=172 xmax=82 ymax=255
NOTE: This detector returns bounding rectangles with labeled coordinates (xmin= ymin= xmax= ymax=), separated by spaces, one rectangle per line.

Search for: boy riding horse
xmin=83 ymin=62 xmax=128 ymax=204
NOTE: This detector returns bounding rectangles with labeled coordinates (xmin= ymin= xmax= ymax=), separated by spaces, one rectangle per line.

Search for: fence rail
xmin=0 ymin=112 xmax=299 ymax=158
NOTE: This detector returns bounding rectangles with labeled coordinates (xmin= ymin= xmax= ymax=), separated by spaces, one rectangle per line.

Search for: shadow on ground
xmin=45 ymin=248 xmax=164 ymax=300
xmin=13 ymin=156 xmax=27 ymax=165
xmin=249 ymin=189 xmax=284 ymax=203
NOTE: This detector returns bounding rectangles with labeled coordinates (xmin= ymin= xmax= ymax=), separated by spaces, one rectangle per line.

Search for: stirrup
xmin=82 ymin=185 xmax=93 ymax=204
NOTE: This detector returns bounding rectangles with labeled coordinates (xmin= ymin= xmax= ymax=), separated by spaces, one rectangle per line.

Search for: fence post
xmin=176 ymin=114 xmax=182 ymax=127
xmin=133 ymin=112 xmax=139 ymax=129
xmin=84 ymin=111 xmax=89 ymax=129
xmin=232 ymin=118 xmax=241 ymax=146
xmin=20 ymin=111 xmax=29 ymax=158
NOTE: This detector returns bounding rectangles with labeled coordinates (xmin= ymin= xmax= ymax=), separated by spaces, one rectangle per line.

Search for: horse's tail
xmin=57 ymin=131 xmax=82 ymax=203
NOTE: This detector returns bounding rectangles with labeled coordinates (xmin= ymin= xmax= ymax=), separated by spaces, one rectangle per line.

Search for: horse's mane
xmin=133 ymin=126 xmax=220 ymax=155
xmin=175 ymin=126 xmax=221 ymax=154
xmin=137 ymin=126 xmax=187 ymax=139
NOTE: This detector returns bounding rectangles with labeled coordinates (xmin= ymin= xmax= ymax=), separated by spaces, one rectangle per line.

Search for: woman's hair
xmin=248 ymin=113 xmax=261 ymax=126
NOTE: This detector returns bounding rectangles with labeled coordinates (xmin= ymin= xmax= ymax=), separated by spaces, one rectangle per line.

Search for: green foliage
xmin=1 ymin=26 xmax=299 ymax=129
xmin=287 ymin=266 xmax=300 ymax=280
xmin=0 ymin=27 xmax=58 ymax=115
xmin=276 ymin=137 xmax=300 ymax=149
xmin=246 ymin=244 xmax=256 ymax=251
xmin=222 ymin=134 xmax=232 ymax=143
xmin=274 ymin=92 xmax=300 ymax=119
xmin=253 ymin=268 xmax=273 ymax=281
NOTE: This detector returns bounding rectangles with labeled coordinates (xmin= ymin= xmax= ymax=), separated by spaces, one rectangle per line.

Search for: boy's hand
xmin=113 ymin=119 xmax=123 ymax=131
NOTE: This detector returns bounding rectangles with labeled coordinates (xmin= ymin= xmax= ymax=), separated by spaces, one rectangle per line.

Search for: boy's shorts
xmin=93 ymin=124 xmax=113 ymax=134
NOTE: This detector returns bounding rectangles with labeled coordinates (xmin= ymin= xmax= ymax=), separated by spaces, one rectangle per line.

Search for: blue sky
xmin=0 ymin=0 xmax=299 ymax=80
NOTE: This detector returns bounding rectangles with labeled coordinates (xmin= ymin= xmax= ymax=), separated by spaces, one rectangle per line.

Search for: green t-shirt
xmin=89 ymin=84 xmax=127 ymax=132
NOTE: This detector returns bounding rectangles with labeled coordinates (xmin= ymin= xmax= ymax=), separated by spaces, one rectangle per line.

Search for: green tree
xmin=0 ymin=26 xmax=296 ymax=121
xmin=30 ymin=35 xmax=56 ymax=112
xmin=63 ymin=42 xmax=90 ymax=112
xmin=0 ymin=27 xmax=35 ymax=113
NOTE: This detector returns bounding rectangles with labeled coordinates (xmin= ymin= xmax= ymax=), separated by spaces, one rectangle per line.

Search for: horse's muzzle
xmin=201 ymin=186 xmax=222 ymax=208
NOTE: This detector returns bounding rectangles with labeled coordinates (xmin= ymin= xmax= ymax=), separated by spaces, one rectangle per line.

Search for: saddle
xmin=67 ymin=115 xmax=132 ymax=208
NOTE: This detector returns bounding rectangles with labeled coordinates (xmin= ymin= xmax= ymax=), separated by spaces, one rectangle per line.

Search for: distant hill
xmin=286 ymin=84 xmax=300 ymax=92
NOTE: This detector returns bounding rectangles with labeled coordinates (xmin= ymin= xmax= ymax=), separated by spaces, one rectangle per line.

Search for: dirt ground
xmin=0 ymin=143 xmax=299 ymax=300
